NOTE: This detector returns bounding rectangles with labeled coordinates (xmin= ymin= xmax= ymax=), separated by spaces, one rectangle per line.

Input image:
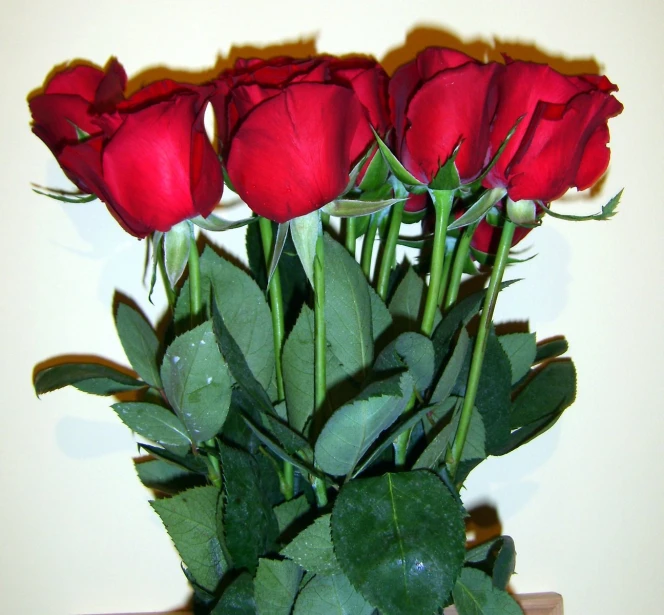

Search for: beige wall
xmin=1 ymin=0 xmax=660 ymax=613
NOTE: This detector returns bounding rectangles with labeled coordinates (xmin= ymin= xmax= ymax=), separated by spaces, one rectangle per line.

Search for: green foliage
xmin=314 ymin=373 xmax=411 ymax=476
xmin=211 ymin=572 xmax=256 ymax=614
xmin=282 ymin=514 xmax=341 ymax=576
xmin=151 ymin=486 xmax=227 ymax=593
xmin=163 ymin=220 xmax=191 ymax=288
xmin=34 ymin=362 xmax=144 ymax=396
xmin=115 ymin=303 xmax=162 ymax=388
xmin=175 ymin=246 xmax=276 ymax=391
xmin=161 ymin=321 xmax=232 ymax=443
xmin=389 ymin=265 xmax=441 ymax=334
xmin=324 ymin=233 xmax=374 ymax=382
xmin=452 ymin=568 xmax=523 ymax=615
xmin=293 ymin=572 xmax=375 ymax=615
xmin=219 ymin=444 xmax=279 ymax=573
xmin=499 ymin=332 xmax=537 ymax=385
xmin=254 ymin=558 xmax=302 ymax=615
xmin=112 ymin=402 xmax=190 ymax=455
xmin=135 ymin=458 xmax=205 ymax=495
xmin=332 ymin=471 xmax=466 ymax=615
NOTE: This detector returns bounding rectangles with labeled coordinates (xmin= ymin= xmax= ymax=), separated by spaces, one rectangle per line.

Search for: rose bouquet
xmin=29 ymin=48 xmax=622 ymax=615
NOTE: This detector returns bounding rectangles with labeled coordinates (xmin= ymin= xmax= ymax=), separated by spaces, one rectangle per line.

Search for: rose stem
xmin=441 ymin=221 xmax=479 ymax=310
xmin=258 ymin=217 xmax=292 ymax=499
xmin=376 ymin=202 xmax=405 ymax=301
xmin=344 ymin=216 xmax=357 ymax=258
xmin=394 ymin=191 xmax=453 ymax=466
xmin=446 ymin=219 xmax=515 ymax=482
xmin=313 ymin=232 xmax=328 ymax=507
xmin=361 ymin=213 xmax=379 ymax=281
xmin=188 ymin=227 xmax=222 ymax=488
xmin=420 ymin=190 xmax=453 ymax=336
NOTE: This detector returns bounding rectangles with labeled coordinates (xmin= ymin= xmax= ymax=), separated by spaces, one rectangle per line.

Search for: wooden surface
xmin=99 ymin=591 xmax=563 ymax=615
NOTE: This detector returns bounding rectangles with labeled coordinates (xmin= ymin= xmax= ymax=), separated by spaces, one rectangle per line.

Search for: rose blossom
xmin=30 ymin=60 xmax=223 ymax=238
xmin=389 ymin=47 xmax=502 ymax=197
xmin=212 ymin=56 xmax=390 ymax=223
xmin=483 ymin=59 xmax=623 ymax=203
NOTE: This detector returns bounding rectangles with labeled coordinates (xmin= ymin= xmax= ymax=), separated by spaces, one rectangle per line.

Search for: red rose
xmin=212 ymin=56 xmax=390 ymax=223
xmin=389 ymin=48 xmax=502 ymax=185
xmin=30 ymin=61 xmax=223 ymax=238
xmin=483 ymin=60 xmax=623 ymax=203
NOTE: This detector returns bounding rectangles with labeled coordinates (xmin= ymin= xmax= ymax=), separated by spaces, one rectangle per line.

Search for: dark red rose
xmin=212 ymin=56 xmax=390 ymax=223
xmin=483 ymin=60 xmax=623 ymax=203
xmin=30 ymin=61 xmax=223 ymax=238
xmin=469 ymin=216 xmax=534 ymax=254
xmin=390 ymin=48 xmax=502 ymax=185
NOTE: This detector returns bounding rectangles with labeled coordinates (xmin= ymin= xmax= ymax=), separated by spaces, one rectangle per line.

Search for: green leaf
xmin=324 ymin=233 xmax=374 ymax=381
xmin=323 ymin=197 xmax=403 ymax=218
xmin=254 ymin=558 xmax=302 ymax=615
xmin=414 ymin=402 xmax=485 ymax=470
xmin=164 ymin=220 xmax=191 ymax=288
xmin=498 ymin=333 xmax=536 ymax=385
xmin=332 ymin=471 xmax=466 ymax=615
xmin=291 ymin=210 xmax=322 ymax=288
xmin=151 ymin=486 xmax=227 ymax=593
xmin=135 ymin=459 xmax=204 ymax=495
xmin=452 ymin=567 xmax=523 ymax=615
xmin=176 ymin=247 xmax=276 ymax=392
xmin=293 ymin=573 xmax=375 ymax=615
xmin=267 ymin=222 xmax=290 ymax=290
xmin=112 ymin=402 xmax=191 ymax=455
xmin=448 ymin=189 xmax=506 ymax=231
xmin=114 ymin=303 xmax=162 ymax=388
xmin=211 ymin=572 xmax=256 ymax=615
xmin=373 ymin=332 xmax=435 ymax=395
xmin=34 ymin=362 xmax=144 ymax=396
xmin=283 ymin=305 xmax=316 ymax=434
xmin=534 ymin=337 xmax=568 ymax=364
xmin=430 ymin=328 xmax=470 ymax=405
xmin=352 ymin=397 xmax=455 ymax=478
xmin=389 ymin=265 xmax=441 ymax=335
xmin=491 ymin=536 xmax=516 ymax=591
xmin=314 ymin=373 xmax=411 ymax=477
xmin=282 ymin=514 xmax=341 ymax=576
xmin=212 ymin=300 xmax=274 ymax=417
xmin=242 ymin=415 xmax=322 ymax=481
xmin=263 ymin=413 xmax=311 ymax=455
xmin=32 ymin=186 xmax=96 ymax=202
xmin=220 ymin=444 xmax=279 ymax=573
xmin=539 ymin=189 xmax=623 ymax=222
xmin=368 ymin=284 xmax=392 ymax=344
xmin=192 ymin=213 xmax=254 ymax=232
xmin=454 ymin=332 xmax=512 ymax=455
xmin=138 ymin=443 xmax=209 ymax=475
xmin=429 ymin=150 xmax=461 ymax=190
xmin=359 ymin=147 xmax=389 ymax=192
xmin=273 ymin=494 xmax=311 ymax=535
xmin=161 ymin=321 xmax=233 ymax=443
xmin=510 ymin=360 xmax=576 ymax=429
xmin=373 ymin=129 xmax=423 ymax=186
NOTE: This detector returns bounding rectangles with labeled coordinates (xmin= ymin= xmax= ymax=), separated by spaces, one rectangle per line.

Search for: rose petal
xmin=227 ymin=83 xmax=365 ymax=222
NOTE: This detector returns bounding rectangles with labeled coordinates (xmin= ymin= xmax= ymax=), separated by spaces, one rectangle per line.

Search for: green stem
xmin=361 ymin=214 xmax=379 ymax=280
xmin=446 ymin=219 xmax=516 ymax=481
xmin=314 ymin=233 xmax=327 ymax=420
xmin=258 ymin=217 xmax=292 ymax=499
xmin=442 ymin=221 xmax=478 ymax=311
xmin=188 ymin=228 xmax=202 ymax=327
xmin=376 ymin=202 xmax=405 ymax=301
xmin=421 ymin=190 xmax=453 ymax=337
xmin=344 ymin=217 xmax=357 ymax=258
xmin=436 ymin=242 xmax=453 ymax=308
xmin=313 ymin=233 xmax=328 ymax=508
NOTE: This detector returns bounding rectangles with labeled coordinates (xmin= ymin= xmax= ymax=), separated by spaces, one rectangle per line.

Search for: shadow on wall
xmin=27 ymin=25 xmax=603 ymax=101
